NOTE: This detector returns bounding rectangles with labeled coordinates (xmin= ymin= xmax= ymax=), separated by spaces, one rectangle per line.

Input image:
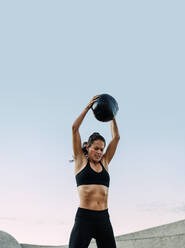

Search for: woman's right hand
xmin=86 ymin=95 xmax=99 ymax=110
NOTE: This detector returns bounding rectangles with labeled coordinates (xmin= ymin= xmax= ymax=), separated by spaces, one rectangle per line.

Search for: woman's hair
xmin=70 ymin=132 xmax=106 ymax=162
xmin=82 ymin=132 xmax=106 ymax=156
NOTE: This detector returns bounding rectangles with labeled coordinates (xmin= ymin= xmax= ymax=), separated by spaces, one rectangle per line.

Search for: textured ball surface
xmin=91 ymin=94 xmax=119 ymax=122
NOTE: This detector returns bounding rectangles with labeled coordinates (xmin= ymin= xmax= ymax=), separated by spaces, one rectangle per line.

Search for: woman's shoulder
xmin=101 ymin=156 xmax=109 ymax=171
xmin=74 ymin=154 xmax=88 ymax=168
xmin=74 ymin=155 xmax=88 ymax=175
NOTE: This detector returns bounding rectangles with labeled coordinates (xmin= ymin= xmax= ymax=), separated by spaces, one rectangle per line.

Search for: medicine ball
xmin=91 ymin=94 xmax=119 ymax=122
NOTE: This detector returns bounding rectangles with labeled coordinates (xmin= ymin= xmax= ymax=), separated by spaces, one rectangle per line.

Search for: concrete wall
xmin=0 ymin=231 xmax=21 ymax=248
xmin=1 ymin=219 xmax=185 ymax=248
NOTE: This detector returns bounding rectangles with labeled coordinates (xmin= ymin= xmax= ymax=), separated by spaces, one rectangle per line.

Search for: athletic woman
xmin=69 ymin=95 xmax=120 ymax=248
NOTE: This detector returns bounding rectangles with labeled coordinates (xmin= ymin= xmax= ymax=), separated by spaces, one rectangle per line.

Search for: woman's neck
xmin=88 ymin=158 xmax=100 ymax=166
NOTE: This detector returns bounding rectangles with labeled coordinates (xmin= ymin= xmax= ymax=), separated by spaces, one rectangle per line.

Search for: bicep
xmin=72 ymin=128 xmax=83 ymax=159
xmin=103 ymin=137 xmax=120 ymax=165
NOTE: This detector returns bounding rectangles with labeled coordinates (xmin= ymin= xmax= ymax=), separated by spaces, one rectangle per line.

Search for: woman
xmin=69 ymin=95 xmax=120 ymax=248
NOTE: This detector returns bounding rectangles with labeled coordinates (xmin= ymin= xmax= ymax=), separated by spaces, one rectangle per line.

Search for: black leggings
xmin=69 ymin=207 xmax=117 ymax=248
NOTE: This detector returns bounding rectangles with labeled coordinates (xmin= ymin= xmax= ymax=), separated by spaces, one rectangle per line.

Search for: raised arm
xmin=103 ymin=118 xmax=120 ymax=165
xmin=72 ymin=96 xmax=99 ymax=161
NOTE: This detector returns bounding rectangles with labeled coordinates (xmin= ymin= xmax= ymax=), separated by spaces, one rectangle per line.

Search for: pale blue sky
xmin=0 ymin=0 xmax=185 ymax=246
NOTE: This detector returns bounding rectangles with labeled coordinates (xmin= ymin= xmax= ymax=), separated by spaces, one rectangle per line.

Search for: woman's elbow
xmin=114 ymin=135 xmax=120 ymax=141
xmin=72 ymin=125 xmax=77 ymax=133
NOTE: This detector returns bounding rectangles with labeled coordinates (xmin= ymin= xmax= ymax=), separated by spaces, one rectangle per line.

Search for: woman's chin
xmin=90 ymin=157 xmax=101 ymax=163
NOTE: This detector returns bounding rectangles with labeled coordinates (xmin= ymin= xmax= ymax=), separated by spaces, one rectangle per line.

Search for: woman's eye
xmin=94 ymin=147 xmax=103 ymax=152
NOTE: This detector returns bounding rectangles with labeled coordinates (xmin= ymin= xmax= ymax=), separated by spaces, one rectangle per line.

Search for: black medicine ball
xmin=91 ymin=94 xmax=119 ymax=122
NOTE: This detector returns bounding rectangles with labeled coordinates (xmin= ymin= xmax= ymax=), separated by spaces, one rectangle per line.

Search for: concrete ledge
xmin=21 ymin=245 xmax=65 ymax=248
xmin=0 ymin=230 xmax=22 ymax=248
xmin=1 ymin=219 xmax=185 ymax=248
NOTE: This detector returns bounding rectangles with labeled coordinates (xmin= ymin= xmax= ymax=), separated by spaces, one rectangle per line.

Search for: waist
xmin=75 ymin=207 xmax=109 ymax=221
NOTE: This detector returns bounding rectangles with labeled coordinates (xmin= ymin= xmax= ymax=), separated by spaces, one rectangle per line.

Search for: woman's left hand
xmin=86 ymin=95 xmax=99 ymax=110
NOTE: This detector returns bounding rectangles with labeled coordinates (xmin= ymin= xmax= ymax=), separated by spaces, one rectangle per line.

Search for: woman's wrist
xmin=85 ymin=104 xmax=91 ymax=111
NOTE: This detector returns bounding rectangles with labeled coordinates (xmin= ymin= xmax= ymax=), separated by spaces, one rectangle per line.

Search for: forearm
xmin=72 ymin=106 xmax=89 ymax=131
xmin=72 ymin=95 xmax=99 ymax=132
xmin=111 ymin=118 xmax=120 ymax=139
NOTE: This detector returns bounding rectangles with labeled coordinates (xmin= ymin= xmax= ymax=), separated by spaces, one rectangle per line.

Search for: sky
xmin=0 ymin=0 xmax=185 ymax=246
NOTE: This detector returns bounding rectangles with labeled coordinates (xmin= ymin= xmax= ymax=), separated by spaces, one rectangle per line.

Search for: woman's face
xmin=87 ymin=139 xmax=105 ymax=163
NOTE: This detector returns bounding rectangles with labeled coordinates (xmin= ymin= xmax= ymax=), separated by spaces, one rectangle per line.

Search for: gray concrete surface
xmin=114 ymin=219 xmax=185 ymax=248
xmin=1 ymin=219 xmax=185 ymax=248
xmin=21 ymin=245 xmax=64 ymax=248
xmin=0 ymin=230 xmax=22 ymax=248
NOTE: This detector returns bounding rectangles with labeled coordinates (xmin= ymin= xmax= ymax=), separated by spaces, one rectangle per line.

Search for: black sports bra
xmin=75 ymin=159 xmax=110 ymax=187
